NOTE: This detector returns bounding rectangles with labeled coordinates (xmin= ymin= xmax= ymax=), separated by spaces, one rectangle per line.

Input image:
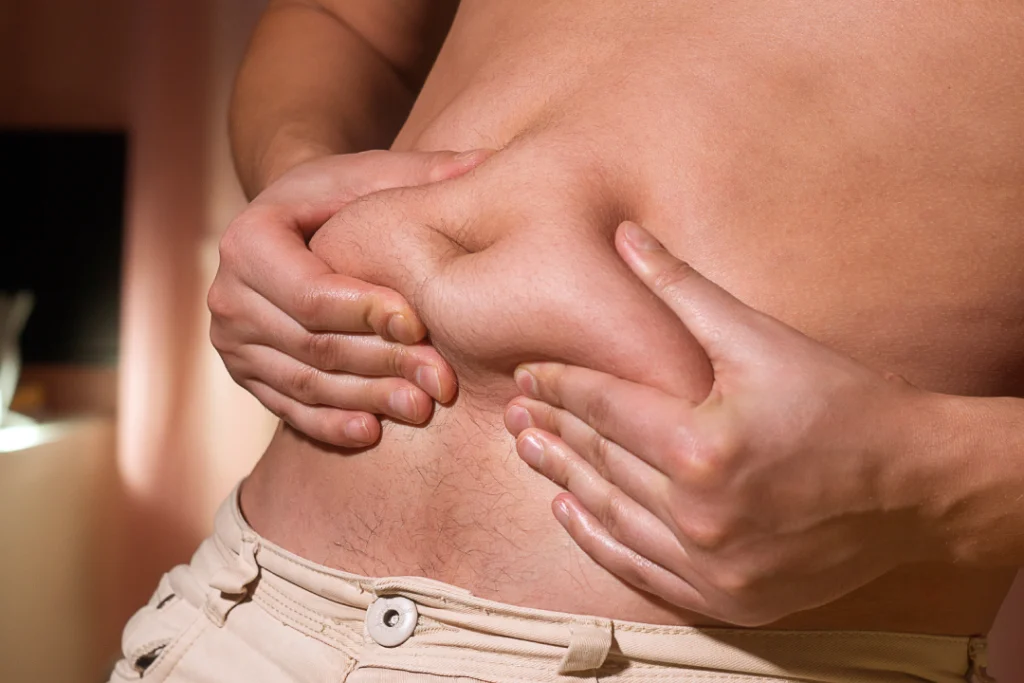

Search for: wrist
xmin=927 ymin=394 xmax=1024 ymax=567
xmin=894 ymin=390 xmax=1011 ymax=566
xmin=875 ymin=388 xmax=969 ymax=565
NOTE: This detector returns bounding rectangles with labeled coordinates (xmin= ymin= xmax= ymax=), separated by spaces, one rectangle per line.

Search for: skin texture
xmin=236 ymin=0 xmax=1024 ymax=631
xmin=506 ymin=222 xmax=1024 ymax=627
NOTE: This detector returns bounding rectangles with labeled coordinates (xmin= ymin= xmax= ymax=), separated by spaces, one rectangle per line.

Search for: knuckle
xmin=621 ymin=562 xmax=657 ymax=595
xmin=589 ymin=432 xmax=616 ymax=479
xmin=305 ymin=333 xmax=342 ymax=370
xmin=206 ymin=286 xmax=235 ymax=321
xmin=289 ymin=364 xmax=320 ymax=403
xmin=652 ymin=261 xmax=698 ymax=294
xmin=366 ymin=286 xmax=401 ymax=325
xmin=607 ymin=548 xmax=657 ymax=594
xmin=582 ymin=388 xmax=615 ymax=430
xmin=712 ymin=565 xmax=758 ymax=601
xmin=386 ymin=345 xmax=411 ymax=378
xmin=293 ymin=287 xmax=326 ymax=328
xmin=540 ymin=404 xmax=570 ymax=438
xmin=218 ymin=218 xmax=247 ymax=261
xmin=663 ymin=424 xmax=698 ymax=478
xmin=680 ymin=515 xmax=729 ymax=551
xmin=679 ymin=429 xmax=739 ymax=488
xmin=599 ymin=488 xmax=631 ymax=538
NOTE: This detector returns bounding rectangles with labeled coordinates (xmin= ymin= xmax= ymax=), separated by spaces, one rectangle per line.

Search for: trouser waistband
xmin=184 ymin=484 xmax=988 ymax=683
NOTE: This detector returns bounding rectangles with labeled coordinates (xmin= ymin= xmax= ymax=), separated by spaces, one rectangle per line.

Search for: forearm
xmin=230 ymin=0 xmax=449 ymax=198
xmin=920 ymin=392 xmax=1024 ymax=567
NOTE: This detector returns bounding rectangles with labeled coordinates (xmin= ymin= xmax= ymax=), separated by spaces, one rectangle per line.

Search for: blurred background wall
xmin=0 ymin=1 xmax=275 ymax=681
xmin=0 ymin=1 xmax=1019 ymax=681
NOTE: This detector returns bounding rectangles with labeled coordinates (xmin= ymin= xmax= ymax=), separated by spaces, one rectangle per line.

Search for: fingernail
xmin=344 ymin=418 xmax=372 ymax=444
xmin=622 ymin=221 xmax=663 ymax=251
xmin=518 ymin=432 xmax=545 ymax=469
xmin=386 ymin=314 xmax=413 ymax=343
xmin=415 ymin=366 xmax=442 ymax=401
xmin=514 ymin=367 xmax=539 ymax=397
xmin=504 ymin=405 xmax=533 ymax=434
xmin=553 ymin=498 xmax=570 ymax=525
xmin=388 ymin=387 xmax=419 ymax=422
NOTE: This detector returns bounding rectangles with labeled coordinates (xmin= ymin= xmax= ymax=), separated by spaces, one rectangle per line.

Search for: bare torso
xmin=243 ymin=0 xmax=1024 ymax=633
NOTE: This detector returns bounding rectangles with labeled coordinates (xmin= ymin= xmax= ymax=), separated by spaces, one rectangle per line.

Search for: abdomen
xmin=247 ymin=0 xmax=1024 ymax=631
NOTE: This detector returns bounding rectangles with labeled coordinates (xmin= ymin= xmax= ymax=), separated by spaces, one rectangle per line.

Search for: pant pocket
xmin=109 ymin=567 xmax=206 ymax=681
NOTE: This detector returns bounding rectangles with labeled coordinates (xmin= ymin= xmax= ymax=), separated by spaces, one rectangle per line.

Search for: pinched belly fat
xmin=310 ymin=142 xmax=713 ymax=407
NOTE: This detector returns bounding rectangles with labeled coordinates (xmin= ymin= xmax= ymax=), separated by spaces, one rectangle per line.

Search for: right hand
xmin=209 ymin=149 xmax=490 ymax=447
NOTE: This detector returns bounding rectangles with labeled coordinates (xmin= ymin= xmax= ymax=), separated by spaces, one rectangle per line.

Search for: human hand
xmin=504 ymin=221 xmax=943 ymax=626
xmin=209 ymin=149 xmax=490 ymax=447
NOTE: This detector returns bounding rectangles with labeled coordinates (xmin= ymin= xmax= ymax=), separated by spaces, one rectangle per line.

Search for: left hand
xmin=504 ymin=221 xmax=945 ymax=626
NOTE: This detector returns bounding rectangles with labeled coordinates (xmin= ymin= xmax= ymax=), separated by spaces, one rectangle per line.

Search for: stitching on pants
xmin=253 ymin=582 xmax=363 ymax=656
xmin=612 ymin=623 xmax=968 ymax=643
xmin=258 ymin=546 xmax=378 ymax=592
xmin=360 ymin=648 xmax=561 ymax=672
xmin=256 ymin=593 xmax=361 ymax=656
xmin=255 ymin=586 xmax=363 ymax=652
xmin=356 ymin=650 xmax=793 ymax=681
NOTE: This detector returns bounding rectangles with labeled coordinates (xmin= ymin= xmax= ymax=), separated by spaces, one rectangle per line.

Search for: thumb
xmin=615 ymin=221 xmax=770 ymax=362
xmin=252 ymin=148 xmax=495 ymax=238
xmin=356 ymin=148 xmax=495 ymax=194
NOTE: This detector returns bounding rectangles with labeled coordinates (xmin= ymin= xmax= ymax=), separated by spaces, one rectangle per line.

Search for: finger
xmin=220 ymin=218 xmax=428 ymax=344
xmin=352 ymin=148 xmax=495 ymax=195
xmin=516 ymin=427 xmax=687 ymax=574
xmin=281 ymin=334 xmax=456 ymax=403
xmin=508 ymin=398 xmax=674 ymax=518
xmin=512 ymin=363 xmax=692 ymax=475
xmin=222 ymin=291 xmax=456 ymax=401
xmin=240 ymin=345 xmax=434 ymax=424
xmin=246 ymin=380 xmax=381 ymax=448
xmin=615 ymin=221 xmax=776 ymax=362
xmin=552 ymin=493 xmax=708 ymax=614
xmin=223 ymin=149 xmax=494 ymax=339
xmin=253 ymin=149 xmax=495 ymax=231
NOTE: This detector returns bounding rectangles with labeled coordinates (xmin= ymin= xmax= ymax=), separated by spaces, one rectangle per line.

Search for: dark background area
xmin=1 ymin=129 xmax=126 ymax=364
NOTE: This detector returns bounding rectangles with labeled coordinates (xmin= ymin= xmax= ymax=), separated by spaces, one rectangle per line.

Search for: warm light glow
xmin=0 ymin=422 xmax=68 ymax=453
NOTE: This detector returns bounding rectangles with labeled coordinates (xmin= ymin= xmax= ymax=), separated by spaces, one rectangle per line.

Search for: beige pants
xmin=109 ymin=485 xmax=992 ymax=683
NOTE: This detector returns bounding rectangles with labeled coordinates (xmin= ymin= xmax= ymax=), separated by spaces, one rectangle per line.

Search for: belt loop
xmin=558 ymin=619 xmax=613 ymax=674
xmin=967 ymin=637 xmax=996 ymax=683
xmin=204 ymin=534 xmax=260 ymax=626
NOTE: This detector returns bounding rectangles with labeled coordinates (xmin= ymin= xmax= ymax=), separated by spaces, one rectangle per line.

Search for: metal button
xmin=366 ymin=596 xmax=418 ymax=647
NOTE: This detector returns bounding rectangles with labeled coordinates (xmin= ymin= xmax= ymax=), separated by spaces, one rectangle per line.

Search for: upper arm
xmin=231 ymin=0 xmax=459 ymax=194
xmin=298 ymin=0 xmax=459 ymax=91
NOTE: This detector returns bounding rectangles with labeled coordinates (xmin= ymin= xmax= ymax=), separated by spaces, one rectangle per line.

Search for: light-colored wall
xmin=0 ymin=418 xmax=117 ymax=683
